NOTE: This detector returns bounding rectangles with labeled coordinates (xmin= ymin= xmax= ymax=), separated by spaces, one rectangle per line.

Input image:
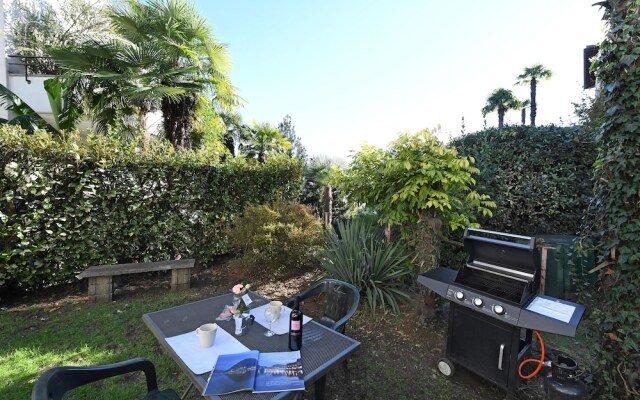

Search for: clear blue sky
xmin=194 ymin=0 xmax=605 ymax=160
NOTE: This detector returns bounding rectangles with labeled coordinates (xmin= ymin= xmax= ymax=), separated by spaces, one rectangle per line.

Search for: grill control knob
xmin=493 ymin=305 xmax=505 ymax=315
xmin=473 ymin=298 xmax=483 ymax=307
xmin=455 ymin=291 xmax=465 ymax=301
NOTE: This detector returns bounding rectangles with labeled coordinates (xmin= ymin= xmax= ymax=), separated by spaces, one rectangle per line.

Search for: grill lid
xmin=463 ymin=228 xmax=540 ymax=275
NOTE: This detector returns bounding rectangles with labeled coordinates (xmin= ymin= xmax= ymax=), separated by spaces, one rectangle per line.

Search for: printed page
xmin=253 ymin=351 xmax=305 ymax=393
xmin=203 ymin=350 xmax=259 ymax=396
xmin=526 ymin=296 xmax=576 ymax=323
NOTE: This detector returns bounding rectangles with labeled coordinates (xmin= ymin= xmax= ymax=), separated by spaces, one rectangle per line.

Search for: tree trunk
xmin=413 ymin=209 xmax=443 ymax=323
xmin=139 ymin=111 xmax=150 ymax=148
xmin=530 ymin=78 xmax=537 ymax=126
xmin=162 ymin=95 xmax=195 ymax=150
xmin=322 ymin=185 xmax=332 ymax=228
xmin=224 ymin=133 xmax=235 ymax=156
xmin=412 ymin=209 xmax=442 ymax=274
xmin=498 ymin=107 xmax=505 ymax=128
xmin=521 ymin=108 xmax=526 ymax=125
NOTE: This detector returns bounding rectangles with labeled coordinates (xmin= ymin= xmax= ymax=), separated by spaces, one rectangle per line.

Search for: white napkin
xmin=165 ymin=327 xmax=250 ymax=375
xmin=251 ymin=304 xmax=312 ymax=335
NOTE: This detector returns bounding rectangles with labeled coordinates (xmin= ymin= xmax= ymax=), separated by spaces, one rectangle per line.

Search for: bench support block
xmin=171 ymin=268 xmax=191 ymax=291
xmin=88 ymin=276 xmax=112 ymax=304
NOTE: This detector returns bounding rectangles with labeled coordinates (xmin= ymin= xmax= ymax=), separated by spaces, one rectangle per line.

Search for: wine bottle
xmin=288 ymin=296 xmax=303 ymax=351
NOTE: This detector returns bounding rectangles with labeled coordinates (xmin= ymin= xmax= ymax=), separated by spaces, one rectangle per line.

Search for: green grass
xmin=0 ymin=289 xmax=200 ymax=400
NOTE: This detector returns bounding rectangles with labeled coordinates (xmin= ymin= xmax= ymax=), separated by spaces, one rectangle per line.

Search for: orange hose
xmin=518 ymin=330 xmax=545 ymax=379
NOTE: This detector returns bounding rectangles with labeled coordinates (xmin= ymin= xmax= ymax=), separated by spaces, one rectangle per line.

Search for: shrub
xmin=0 ymin=127 xmax=302 ymax=291
xmin=451 ymin=125 xmax=596 ymax=235
xmin=226 ymin=201 xmax=325 ymax=275
xmin=320 ymin=217 xmax=413 ymax=314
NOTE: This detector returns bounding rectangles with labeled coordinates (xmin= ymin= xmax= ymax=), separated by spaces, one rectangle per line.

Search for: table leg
xmin=314 ymin=376 xmax=326 ymax=400
xmin=180 ymin=382 xmax=193 ymax=400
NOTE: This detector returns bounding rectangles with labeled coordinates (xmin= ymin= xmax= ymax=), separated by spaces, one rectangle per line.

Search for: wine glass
xmin=264 ymin=308 xmax=279 ymax=337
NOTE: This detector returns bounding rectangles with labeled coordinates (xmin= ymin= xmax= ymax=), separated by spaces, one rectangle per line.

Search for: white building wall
xmin=8 ymin=75 xmax=54 ymax=112
xmin=0 ymin=0 xmax=8 ymax=119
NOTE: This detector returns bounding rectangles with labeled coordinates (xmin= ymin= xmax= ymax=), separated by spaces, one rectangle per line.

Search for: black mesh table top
xmin=143 ymin=292 xmax=361 ymax=399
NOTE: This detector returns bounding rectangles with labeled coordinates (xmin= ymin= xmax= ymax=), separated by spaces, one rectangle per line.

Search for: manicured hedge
xmin=451 ymin=125 xmax=597 ymax=235
xmin=0 ymin=127 xmax=302 ymax=291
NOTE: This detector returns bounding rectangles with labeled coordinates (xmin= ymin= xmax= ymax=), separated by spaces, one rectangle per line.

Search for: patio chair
xmin=32 ymin=357 xmax=179 ymax=400
xmin=285 ymin=278 xmax=360 ymax=400
xmin=285 ymin=278 xmax=360 ymax=334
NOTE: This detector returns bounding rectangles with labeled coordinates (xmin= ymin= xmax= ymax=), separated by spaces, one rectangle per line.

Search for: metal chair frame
xmin=32 ymin=357 xmax=178 ymax=400
xmin=285 ymin=278 xmax=360 ymax=334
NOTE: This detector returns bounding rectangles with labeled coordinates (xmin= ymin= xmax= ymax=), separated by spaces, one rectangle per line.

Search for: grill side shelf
xmin=517 ymin=295 xmax=586 ymax=337
xmin=418 ymin=268 xmax=457 ymax=298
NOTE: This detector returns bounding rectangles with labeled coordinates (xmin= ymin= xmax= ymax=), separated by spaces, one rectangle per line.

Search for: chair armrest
xmin=32 ymin=358 xmax=159 ymax=400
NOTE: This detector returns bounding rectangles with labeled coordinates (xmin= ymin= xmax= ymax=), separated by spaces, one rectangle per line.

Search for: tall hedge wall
xmin=451 ymin=125 xmax=597 ymax=235
xmin=0 ymin=127 xmax=303 ymax=291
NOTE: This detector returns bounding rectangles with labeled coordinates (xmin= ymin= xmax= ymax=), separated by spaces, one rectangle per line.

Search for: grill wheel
xmin=437 ymin=357 xmax=455 ymax=377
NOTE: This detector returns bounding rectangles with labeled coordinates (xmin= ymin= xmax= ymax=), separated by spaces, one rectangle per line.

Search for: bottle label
xmin=242 ymin=294 xmax=252 ymax=305
xmin=291 ymin=320 xmax=301 ymax=331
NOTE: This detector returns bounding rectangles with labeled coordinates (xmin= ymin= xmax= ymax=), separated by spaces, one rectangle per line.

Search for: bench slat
xmin=77 ymin=259 xmax=195 ymax=279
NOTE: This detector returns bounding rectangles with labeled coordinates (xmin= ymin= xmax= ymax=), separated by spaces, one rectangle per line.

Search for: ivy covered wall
xmin=590 ymin=1 xmax=640 ymax=397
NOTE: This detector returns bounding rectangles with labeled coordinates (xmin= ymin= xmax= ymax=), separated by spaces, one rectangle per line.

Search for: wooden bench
xmin=77 ymin=259 xmax=195 ymax=304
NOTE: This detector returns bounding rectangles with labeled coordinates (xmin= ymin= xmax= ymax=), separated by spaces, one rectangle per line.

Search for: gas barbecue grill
xmin=419 ymin=228 xmax=586 ymax=395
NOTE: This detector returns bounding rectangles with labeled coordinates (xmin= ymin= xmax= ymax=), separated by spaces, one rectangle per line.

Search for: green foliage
xmin=48 ymin=0 xmax=239 ymax=147
xmin=516 ymin=64 xmax=552 ymax=126
xmin=300 ymin=157 xmax=349 ymax=227
xmin=278 ymin=115 xmax=307 ymax=161
xmin=482 ymin=88 xmax=522 ymax=128
xmin=241 ymin=122 xmax=292 ymax=162
xmin=342 ymin=129 xmax=495 ymax=231
xmin=0 ymin=126 xmax=302 ymax=291
xmin=320 ymin=217 xmax=413 ymax=314
xmin=588 ymin=2 xmax=640 ymax=397
xmin=191 ymin=95 xmax=228 ymax=153
xmin=226 ymin=201 xmax=324 ymax=276
xmin=451 ymin=125 xmax=597 ymax=236
xmin=0 ymin=78 xmax=84 ymax=134
xmin=6 ymin=0 xmax=110 ymax=74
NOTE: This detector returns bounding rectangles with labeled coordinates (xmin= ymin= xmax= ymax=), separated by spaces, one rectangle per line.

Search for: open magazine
xmin=203 ymin=350 xmax=305 ymax=396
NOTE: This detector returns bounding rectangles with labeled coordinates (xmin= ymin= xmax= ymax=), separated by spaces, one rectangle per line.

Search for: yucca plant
xmin=320 ymin=218 xmax=413 ymax=314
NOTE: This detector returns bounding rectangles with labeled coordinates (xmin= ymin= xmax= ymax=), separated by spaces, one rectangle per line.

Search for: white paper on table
xmin=251 ymin=304 xmax=312 ymax=335
xmin=165 ymin=327 xmax=250 ymax=375
xmin=526 ymin=296 xmax=576 ymax=323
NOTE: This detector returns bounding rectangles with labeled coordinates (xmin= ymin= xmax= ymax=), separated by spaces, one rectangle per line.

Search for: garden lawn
xmin=0 ymin=264 xmax=593 ymax=400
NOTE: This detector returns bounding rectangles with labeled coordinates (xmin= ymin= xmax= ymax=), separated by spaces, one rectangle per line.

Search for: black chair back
xmin=287 ymin=278 xmax=360 ymax=334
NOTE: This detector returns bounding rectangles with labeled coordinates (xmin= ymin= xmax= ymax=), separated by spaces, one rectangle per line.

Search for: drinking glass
xmin=264 ymin=308 xmax=279 ymax=337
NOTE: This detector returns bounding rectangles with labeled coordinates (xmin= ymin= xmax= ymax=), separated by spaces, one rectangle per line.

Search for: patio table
xmin=143 ymin=292 xmax=361 ymax=400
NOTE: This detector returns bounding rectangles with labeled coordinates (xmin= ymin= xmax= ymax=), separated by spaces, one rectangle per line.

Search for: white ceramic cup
xmin=196 ymin=323 xmax=218 ymax=348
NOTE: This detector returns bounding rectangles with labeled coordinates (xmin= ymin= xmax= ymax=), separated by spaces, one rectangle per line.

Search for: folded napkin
xmin=251 ymin=304 xmax=312 ymax=335
xmin=165 ymin=327 xmax=249 ymax=375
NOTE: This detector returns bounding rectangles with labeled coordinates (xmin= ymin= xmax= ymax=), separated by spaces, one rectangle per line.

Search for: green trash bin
xmin=538 ymin=235 xmax=596 ymax=300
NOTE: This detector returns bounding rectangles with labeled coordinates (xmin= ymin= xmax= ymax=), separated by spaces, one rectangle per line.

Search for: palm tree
xmin=219 ymin=111 xmax=251 ymax=156
xmin=241 ymin=122 xmax=291 ymax=162
xmin=48 ymin=39 xmax=147 ymax=136
xmin=521 ymin=99 xmax=530 ymax=125
xmin=49 ymin=0 xmax=239 ymax=149
xmin=482 ymin=88 xmax=522 ymax=128
xmin=516 ymin=64 xmax=552 ymax=126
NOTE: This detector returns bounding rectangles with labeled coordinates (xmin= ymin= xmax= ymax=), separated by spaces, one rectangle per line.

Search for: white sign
xmin=527 ymin=296 xmax=576 ymax=323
